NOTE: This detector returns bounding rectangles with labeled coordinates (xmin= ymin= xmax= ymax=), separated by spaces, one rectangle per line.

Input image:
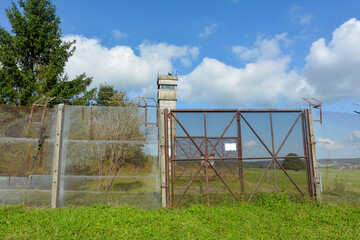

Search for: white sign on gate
xmin=224 ymin=142 xmax=237 ymax=151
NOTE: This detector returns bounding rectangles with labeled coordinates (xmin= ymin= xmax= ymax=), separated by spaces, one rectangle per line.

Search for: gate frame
xmin=164 ymin=109 xmax=317 ymax=207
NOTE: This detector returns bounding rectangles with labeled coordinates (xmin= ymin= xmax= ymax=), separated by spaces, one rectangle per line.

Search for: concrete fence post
xmin=159 ymin=109 xmax=167 ymax=207
xmin=51 ymin=104 xmax=64 ymax=208
xmin=308 ymin=108 xmax=321 ymax=200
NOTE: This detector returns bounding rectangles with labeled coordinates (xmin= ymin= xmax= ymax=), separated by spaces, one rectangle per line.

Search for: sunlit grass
xmin=1 ymin=195 xmax=359 ymax=239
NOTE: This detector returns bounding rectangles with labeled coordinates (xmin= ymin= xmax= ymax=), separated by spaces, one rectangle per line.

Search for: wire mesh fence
xmin=1 ymin=104 xmax=359 ymax=208
xmin=61 ymin=105 xmax=160 ymax=208
xmin=0 ymin=104 xmax=160 ymax=209
xmin=0 ymin=104 xmax=56 ymax=206
xmin=314 ymin=110 xmax=360 ymax=206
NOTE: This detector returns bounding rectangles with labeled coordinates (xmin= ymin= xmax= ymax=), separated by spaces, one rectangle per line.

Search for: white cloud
xmin=180 ymin=34 xmax=313 ymax=106
xmin=317 ymin=138 xmax=343 ymax=151
xmin=112 ymin=29 xmax=128 ymax=39
xmin=199 ymin=24 xmax=218 ymax=38
xmin=244 ymin=140 xmax=257 ymax=149
xmin=299 ymin=15 xmax=313 ymax=25
xmin=62 ymin=18 xmax=360 ymax=106
xmin=232 ymin=33 xmax=289 ymax=61
xmin=292 ymin=14 xmax=313 ymax=25
xmin=288 ymin=5 xmax=300 ymax=14
xmin=349 ymin=130 xmax=360 ymax=142
xmin=181 ymin=18 xmax=360 ymax=106
xmin=288 ymin=5 xmax=313 ymax=25
xmin=303 ymin=18 xmax=360 ymax=102
xmin=63 ymin=35 xmax=199 ymax=92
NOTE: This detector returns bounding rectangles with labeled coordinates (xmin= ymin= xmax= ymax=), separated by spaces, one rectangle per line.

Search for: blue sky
xmin=1 ymin=0 xmax=360 ymax=111
xmin=1 ymin=0 xmax=360 ymax=158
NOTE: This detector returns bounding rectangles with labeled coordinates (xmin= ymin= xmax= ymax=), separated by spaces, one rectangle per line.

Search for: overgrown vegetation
xmin=1 ymin=194 xmax=359 ymax=239
xmin=65 ymin=99 xmax=154 ymax=192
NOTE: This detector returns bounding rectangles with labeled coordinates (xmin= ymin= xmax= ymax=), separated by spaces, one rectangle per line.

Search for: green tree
xmin=0 ymin=0 xmax=92 ymax=105
xmin=96 ymin=83 xmax=137 ymax=107
xmin=282 ymin=153 xmax=306 ymax=171
xmin=71 ymin=87 xmax=97 ymax=106
xmin=97 ymin=84 xmax=115 ymax=106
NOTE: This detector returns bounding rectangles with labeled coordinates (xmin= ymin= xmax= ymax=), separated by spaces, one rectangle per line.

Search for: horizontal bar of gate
xmin=171 ymin=156 xmax=309 ymax=161
xmin=171 ymin=109 xmax=303 ymax=113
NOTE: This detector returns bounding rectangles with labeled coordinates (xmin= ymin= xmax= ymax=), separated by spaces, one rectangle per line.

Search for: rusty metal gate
xmin=164 ymin=109 xmax=316 ymax=207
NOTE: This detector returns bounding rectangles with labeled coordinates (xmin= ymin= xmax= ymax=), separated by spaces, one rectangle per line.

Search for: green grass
xmin=1 ymin=195 xmax=360 ymax=239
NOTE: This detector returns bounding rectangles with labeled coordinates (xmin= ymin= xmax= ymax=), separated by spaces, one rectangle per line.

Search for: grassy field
xmin=1 ymin=193 xmax=360 ymax=239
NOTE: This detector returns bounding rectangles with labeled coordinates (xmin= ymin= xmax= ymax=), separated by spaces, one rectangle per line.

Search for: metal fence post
xmin=51 ymin=104 xmax=64 ymax=208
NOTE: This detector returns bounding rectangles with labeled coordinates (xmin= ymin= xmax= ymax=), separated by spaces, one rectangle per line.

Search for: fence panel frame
xmin=165 ymin=109 xmax=316 ymax=207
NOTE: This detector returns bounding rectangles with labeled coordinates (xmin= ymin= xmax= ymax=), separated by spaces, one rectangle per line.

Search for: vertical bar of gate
xmin=164 ymin=109 xmax=170 ymax=206
xmin=170 ymin=111 xmax=175 ymax=206
xmin=301 ymin=111 xmax=311 ymax=199
xmin=237 ymin=112 xmax=244 ymax=200
xmin=204 ymin=112 xmax=209 ymax=205
xmin=189 ymin=140 xmax=192 ymax=179
xmin=269 ymin=112 xmax=277 ymax=191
